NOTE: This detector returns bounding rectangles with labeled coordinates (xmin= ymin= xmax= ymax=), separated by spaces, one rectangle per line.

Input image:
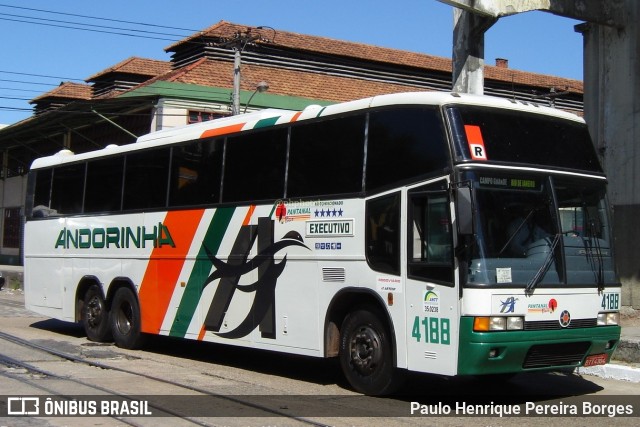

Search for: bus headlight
xmin=597 ymin=312 xmax=619 ymax=326
xmin=506 ymin=316 xmax=524 ymax=330
xmin=473 ymin=316 xmax=524 ymax=332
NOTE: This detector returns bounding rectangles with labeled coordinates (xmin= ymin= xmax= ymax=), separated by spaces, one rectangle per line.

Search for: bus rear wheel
xmin=110 ymin=287 xmax=145 ymax=349
xmin=339 ymin=307 xmax=402 ymax=395
xmin=82 ymin=285 xmax=112 ymax=342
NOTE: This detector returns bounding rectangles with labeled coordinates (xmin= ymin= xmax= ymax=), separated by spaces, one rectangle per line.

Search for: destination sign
xmin=478 ymin=176 xmax=541 ymax=191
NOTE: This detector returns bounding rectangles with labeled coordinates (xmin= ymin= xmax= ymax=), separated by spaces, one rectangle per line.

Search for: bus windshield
xmin=463 ymin=171 xmax=617 ymax=288
xmin=447 ymin=105 xmax=603 ymax=173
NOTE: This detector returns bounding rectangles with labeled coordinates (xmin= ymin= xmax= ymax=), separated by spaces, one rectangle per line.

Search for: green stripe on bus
xmin=169 ymin=207 xmax=236 ymax=337
xmin=254 ymin=116 xmax=280 ymax=129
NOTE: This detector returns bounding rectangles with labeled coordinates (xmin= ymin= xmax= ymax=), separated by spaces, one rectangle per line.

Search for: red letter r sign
xmin=464 ymin=125 xmax=488 ymax=161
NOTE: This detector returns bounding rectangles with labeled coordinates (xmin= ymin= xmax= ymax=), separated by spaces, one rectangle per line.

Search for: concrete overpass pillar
xmin=578 ymin=1 xmax=640 ymax=308
xmin=452 ymin=9 xmax=496 ymax=94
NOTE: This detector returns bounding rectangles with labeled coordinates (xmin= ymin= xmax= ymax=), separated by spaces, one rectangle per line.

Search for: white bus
xmin=24 ymin=92 xmax=621 ymax=395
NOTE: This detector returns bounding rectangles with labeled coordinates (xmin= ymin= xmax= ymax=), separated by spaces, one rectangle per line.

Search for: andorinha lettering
xmin=55 ymin=223 xmax=175 ymax=249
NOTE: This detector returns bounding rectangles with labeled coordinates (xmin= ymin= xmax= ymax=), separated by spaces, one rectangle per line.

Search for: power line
xmin=0 ymin=3 xmax=201 ymax=33
xmin=0 ymin=95 xmax=31 ymax=101
xmin=0 ymin=11 xmax=191 ymax=39
xmin=0 ymin=78 xmax=61 ymax=87
xmin=0 ymin=16 xmax=181 ymax=42
xmin=0 ymin=70 xmax=83 ymax=82
xmin=0 ymin=87 xmax=43 ymax=93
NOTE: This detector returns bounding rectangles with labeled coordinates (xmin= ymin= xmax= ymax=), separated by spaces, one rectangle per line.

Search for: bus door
xmin=404 ymin=179 xmax=459 ymax=375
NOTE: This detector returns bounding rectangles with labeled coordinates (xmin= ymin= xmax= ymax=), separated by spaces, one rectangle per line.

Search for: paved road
xmin=1 ymin=288 xmax=639 ymax=427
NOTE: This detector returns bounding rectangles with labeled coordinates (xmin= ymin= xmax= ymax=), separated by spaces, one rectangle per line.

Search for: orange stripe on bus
xmin=200 ymin=123 xmax=245 ymax=139
xmin=243 ymin=205 xmax=256 ymax=226
xmin=290 ymin=111 xmax=302 ymax=122
xmin=197 ymin=325 xmax=206 ymax=341
xmin=138 ymin=209 xmax=205 ymax=334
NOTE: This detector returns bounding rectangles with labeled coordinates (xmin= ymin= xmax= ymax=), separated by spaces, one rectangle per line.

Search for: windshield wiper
xmin=584 ymin=216 xmax=605 ymax=292
xmin=525 ymin=233 xmax=561 ymax=295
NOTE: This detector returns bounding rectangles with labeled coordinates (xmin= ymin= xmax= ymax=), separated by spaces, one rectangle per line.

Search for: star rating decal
xmin=314 ymin=208 xmax=344 ymax=218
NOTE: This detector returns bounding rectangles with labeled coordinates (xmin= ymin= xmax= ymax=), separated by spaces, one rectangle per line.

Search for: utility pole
xmin=225 ymin=29 xmax=263 ymax=115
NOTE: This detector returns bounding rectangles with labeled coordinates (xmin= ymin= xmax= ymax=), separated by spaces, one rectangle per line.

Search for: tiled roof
xmin=165 ymin=20 xmax=583 ymax=94
xmin=86 ymin=57 xmax=172 ymax=81
xmin=29 ymin=82 xmax=92 ymax=103
xmin=152 ymin=58 xmax=419 ymax=103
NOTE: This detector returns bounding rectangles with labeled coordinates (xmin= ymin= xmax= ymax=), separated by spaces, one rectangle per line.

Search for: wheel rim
xmin=115 ymin=301 xmax=133 ymax=335
xmin=86 ymin=296 xmax=104 ymax=329
xmin=348 ymin=325 xmax=383 ymax=376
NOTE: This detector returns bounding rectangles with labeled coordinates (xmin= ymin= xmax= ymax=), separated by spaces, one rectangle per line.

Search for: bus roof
xmin=30 ymin=91 xmax=583 ymax=170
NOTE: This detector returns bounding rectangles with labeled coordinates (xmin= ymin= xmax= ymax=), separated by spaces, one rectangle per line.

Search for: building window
xmin=188 ymin=111 xmax=226 ymax=124
xmin=3 ymin=208 xmax=21 ymax=248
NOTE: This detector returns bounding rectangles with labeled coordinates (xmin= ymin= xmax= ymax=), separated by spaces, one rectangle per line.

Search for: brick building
xmin=0 ymin=21 xmax=583 ymax=264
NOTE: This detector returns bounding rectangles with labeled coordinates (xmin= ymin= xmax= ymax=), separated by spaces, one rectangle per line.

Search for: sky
xmin=0 ymin=0 xmax=584 ymax=126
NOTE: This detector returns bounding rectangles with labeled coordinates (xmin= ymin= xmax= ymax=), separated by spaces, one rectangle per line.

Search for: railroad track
xmin=0 ymin=330 xmax=331 ymax=426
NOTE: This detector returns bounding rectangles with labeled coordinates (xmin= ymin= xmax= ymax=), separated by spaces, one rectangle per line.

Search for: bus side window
xmin=30 ymin=169 xmax=54 ymax=217
xmin=367 ymin=107 xmax=448 ymax=192
xmin=169 ymin=138 xmax=223 ymax=207
xmin=288 ymin=115 xmax=365 ymax=198
xmin=408 ymin=185 xmax=453 ymax=285
xmin=366 ymin=192 xmax=401 ymax=275
xmin=85 ymin=156 xmax=124 ymax=213
xmin=222 ymin=128 xmax=287 ymax=203
xmin=50 ymin=163 xmax=85 ymax=215
xmin=123 ymin=148 xmax=170 ymax=210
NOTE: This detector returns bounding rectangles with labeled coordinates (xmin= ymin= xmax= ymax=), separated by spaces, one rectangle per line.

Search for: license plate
xmin=583 ymin=353 xmax=608 ymax=367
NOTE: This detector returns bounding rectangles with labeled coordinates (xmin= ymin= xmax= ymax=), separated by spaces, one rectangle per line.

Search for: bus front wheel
xmin=339 ymin=307 xmax=401 ymax=395
xmin=110 ymin=287 xmax=145 ymax=349
xmin=81 ymin=285 xmax=111 ymax=342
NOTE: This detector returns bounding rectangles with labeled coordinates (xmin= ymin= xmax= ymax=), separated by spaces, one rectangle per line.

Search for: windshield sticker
xmin=496 ymin=267 xmax=512 ymax=283
xmin=464 ymin=125 xmax=488 ymax=161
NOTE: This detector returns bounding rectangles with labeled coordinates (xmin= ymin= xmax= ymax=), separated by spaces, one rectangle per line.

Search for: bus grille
xmin=523 ymin=342 xmax=590 ymax=369
xmin=524 ymin=318 xmax=596 ymax=331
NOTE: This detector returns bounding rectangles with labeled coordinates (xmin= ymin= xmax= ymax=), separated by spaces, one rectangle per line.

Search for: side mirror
xmin=456 ymin=186 xmax=474 ymax=236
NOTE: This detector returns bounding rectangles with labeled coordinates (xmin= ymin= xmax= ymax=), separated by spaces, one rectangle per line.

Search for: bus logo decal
xmin=499 ymin=296 xmax=518 ymax=313
xmin=275 ymin=201 xmax=312 ymax=223
xmin=202 ymin=217 xmax=308 ymax=339
xmin=559 ymin=310 xmax=571 ymax=328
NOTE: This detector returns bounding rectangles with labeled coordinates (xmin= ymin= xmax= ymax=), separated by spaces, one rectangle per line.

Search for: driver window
xmin=408 ymin=184 xmax=453 ymax=285
xmin=366 ymin=192 xmax=400 ymax=275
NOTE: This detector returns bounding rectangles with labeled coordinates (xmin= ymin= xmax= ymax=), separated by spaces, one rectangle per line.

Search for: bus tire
xmin=339 ymin=307 xmax=401 ymax=395
xmin=110 ymin=287 xmax=145 ymax=349
xmin=81 ymin=285 xmax=112 ymax=342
